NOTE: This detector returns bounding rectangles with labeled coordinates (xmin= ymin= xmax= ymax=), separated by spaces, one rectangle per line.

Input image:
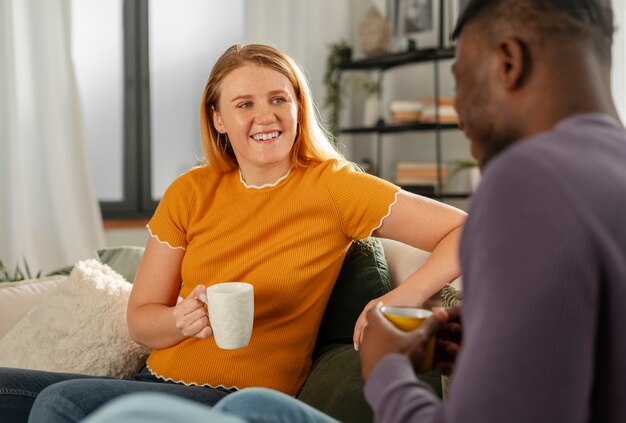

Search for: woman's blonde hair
xmin=200 ymin=43 xmax=346 ymax=172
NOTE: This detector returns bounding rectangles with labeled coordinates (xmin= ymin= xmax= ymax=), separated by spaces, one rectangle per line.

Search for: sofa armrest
xmin=378 ymin=238 xmax=462 ymax=309
xmin=0 ymin=276 xmax=67 ymax=339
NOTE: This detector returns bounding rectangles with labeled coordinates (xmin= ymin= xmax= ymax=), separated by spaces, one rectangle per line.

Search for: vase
xmin=468 ymin=167 xmax=481 ymax=192
xmin=363 ymin=95 xmax=380 ymax=127
xmin=359 ymin=6 xmax=390 ymax=57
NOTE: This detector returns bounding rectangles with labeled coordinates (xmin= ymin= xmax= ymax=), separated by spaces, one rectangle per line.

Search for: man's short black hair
xmin=452 ymin=0 xmax=614 ymax=60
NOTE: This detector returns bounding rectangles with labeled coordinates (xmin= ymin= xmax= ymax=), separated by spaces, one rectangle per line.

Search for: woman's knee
xmin=30 ymin=378 xmax=124 ymax=423
xmin=82 ymin=393 xmax=246 ymax=423
xmin=30 ymin=380 xmax=91 ymax=423
xmin=216 ymin=387 xmax=291 ymax=412
xmin=214 ymin=388 xmax=335 ymax=423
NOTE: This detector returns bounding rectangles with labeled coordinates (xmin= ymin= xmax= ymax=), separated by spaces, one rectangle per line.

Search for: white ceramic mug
xmin=206 ymin=282 xmax=254 ymax=349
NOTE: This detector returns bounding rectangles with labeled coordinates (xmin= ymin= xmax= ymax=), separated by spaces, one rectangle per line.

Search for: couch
xmin=0 ymin=239 xmax=461 ymax=423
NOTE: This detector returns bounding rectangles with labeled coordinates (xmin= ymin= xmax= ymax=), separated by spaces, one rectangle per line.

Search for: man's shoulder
xmin=490 ymin=113 xmax=625 ymax=174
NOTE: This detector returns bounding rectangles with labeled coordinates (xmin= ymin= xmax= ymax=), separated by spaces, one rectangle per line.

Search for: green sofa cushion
xmin=298 ymin=344 xmax=443 ymax=423
xmin=300 ymin=239 xmax=442 ymax=422
xmin=96 ymin=246 xmax=145 ymax=283
xmin=298 ymin=344 xmax=371 ymax=423
xmin=298 ymin=238 xmax=390 ymax=422
xmin=314 ymin=238 xmax=392 ymax=355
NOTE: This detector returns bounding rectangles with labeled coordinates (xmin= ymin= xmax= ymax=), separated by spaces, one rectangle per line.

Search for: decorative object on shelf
xmin=355 ymin=75 xmax=382 ymax=126
xmin=363 ymin=95 xmax=381 ymax=127
xmin=323 ymin=41 xmax=353 ymax=138
xmin=449 ymin=159 xmax=481 ymax=192
xmin=387 ymin=0 xmax=441 ymax=51
xmin=360 ymin=6 xmax=391 ymax=58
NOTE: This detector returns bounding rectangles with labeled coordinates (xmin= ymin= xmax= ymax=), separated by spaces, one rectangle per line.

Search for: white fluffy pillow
xmin=0 ymin=259 xmax=149 ymax=378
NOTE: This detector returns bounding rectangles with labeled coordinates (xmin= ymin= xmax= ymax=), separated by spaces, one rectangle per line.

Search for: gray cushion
xmin=97 ymin=246 xmax=145 ymax=283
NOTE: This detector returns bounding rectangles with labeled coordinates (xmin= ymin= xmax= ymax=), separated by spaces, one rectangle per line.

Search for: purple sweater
xmin=365 ymin=114 xmax=626 ymax=423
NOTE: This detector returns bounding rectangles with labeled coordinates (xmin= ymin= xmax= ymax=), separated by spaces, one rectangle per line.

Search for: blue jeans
xmin=84 ymin=389 xmax=339 ymax=423
xmin=0 ymin=366 xmax=232 ymax=423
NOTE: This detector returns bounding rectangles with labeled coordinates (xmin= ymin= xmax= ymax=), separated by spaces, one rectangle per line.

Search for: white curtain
xmin=613 ymin=0 xmax=626 ymax=121
xmin=0 ymin=0 xmax=105 ymax=275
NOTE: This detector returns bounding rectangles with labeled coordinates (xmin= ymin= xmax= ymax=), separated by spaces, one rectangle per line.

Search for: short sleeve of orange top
xmin=146 ymin=159 xmax=399 ymax=395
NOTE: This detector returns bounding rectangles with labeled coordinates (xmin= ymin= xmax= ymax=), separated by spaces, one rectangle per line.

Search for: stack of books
xmin=418 ymin=97 xmax=459 ymax=124
xmin=395 ymin=161 xmax=448 ymax=192
xmin=389 ymin=101 xmax=422 ymax=123
xmin=388 ymin=97 xmax=459 ymax=125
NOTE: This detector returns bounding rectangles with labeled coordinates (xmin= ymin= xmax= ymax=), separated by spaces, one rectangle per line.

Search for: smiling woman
xmin=210 ymin=65 xmax=299 ymax=185
xmin=0 ymin=43 xmax=466 ymax=423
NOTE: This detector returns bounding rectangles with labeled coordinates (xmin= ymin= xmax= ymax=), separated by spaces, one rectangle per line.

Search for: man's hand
xmin=360 ymin=303 xmax=463 ymax=381
xmin=432 ymin=305 xmax=462 ymax=376
xmin=359 ymin=303 xmax=441 ymax=380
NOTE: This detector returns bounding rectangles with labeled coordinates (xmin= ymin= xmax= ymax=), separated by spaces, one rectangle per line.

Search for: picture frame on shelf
xmin=388 ymin=0 xmax=441 ymax=51
xmin=443 ymin=0 xmax=470 ymax=47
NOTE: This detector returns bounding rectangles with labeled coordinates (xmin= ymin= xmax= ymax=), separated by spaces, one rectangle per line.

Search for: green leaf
xmin=0 ymin=257 xmax=43 ymax=283
xmin=448 ymin=159 xmax=479 ymax=181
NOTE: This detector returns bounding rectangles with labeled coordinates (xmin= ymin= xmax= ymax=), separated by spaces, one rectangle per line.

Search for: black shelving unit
xmin=337 ymin=47 xmax=471 ymax=201
xmin=339 ymin=47 xmax=455 ymax=71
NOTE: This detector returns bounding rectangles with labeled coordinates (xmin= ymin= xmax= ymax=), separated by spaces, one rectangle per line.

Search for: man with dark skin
xmin=360 ymin=0 xmax=626 ymax=422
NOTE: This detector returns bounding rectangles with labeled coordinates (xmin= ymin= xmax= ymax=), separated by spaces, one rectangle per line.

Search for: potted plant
xmin=449 ymin=159 xmax=481 ymax=192
xmin=323 ymin=41 xmax=352 ymax=138
xmin=355 ymin=75 xmax=382 ymax=126
xmin=0 ymin=258 xmax=41 ymax=282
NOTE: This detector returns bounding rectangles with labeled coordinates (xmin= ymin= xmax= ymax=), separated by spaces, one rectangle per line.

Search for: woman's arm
xmin=354 ymin=190 xmax=466 ymax=348
xmin=127 ymin=237 xmax=212 ymax=350
xmin=374 ymin=190 xmax=466 ymax=303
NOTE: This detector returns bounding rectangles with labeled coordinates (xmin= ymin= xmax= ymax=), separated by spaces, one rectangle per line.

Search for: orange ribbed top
xmin=145 ymin=160 xmax=398 ymax=395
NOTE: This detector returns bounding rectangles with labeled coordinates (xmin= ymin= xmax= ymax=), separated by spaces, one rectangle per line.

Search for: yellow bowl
xmin=380 ymin=306 xmax=432 ymax=331
xmin=380 ymin=306 xmax=435 ymax=373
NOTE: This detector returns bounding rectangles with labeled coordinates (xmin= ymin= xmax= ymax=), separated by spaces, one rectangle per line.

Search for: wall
xmin=105 ymin=227 xmax=149 ymax=247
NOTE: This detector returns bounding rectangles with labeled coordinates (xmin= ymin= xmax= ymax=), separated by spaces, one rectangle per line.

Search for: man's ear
xmin=212 ymin=106 xmax=225 ymax=133
xmin=496 ymin=36 xmax=528 ymax=91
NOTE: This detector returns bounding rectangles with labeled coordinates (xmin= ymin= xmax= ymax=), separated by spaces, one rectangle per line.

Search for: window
xmin=71 ymin=0 xmax=245 ymax=219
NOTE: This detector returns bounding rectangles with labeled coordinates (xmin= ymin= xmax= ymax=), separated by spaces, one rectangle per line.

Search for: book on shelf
xmin=396 ymin=161 xmax=448 ymax=170
xmin=389 ymin=100 xmax=422 ymax=123
xmin=388 ymin=97 xmax=459 ymax=124
xmin=390 ymin=111 xmax=421 ymax=123
xmin=420 ymin=105 xmax=458 ymax=124
xmin=395 ymin=162 xmax=448 ymax=185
